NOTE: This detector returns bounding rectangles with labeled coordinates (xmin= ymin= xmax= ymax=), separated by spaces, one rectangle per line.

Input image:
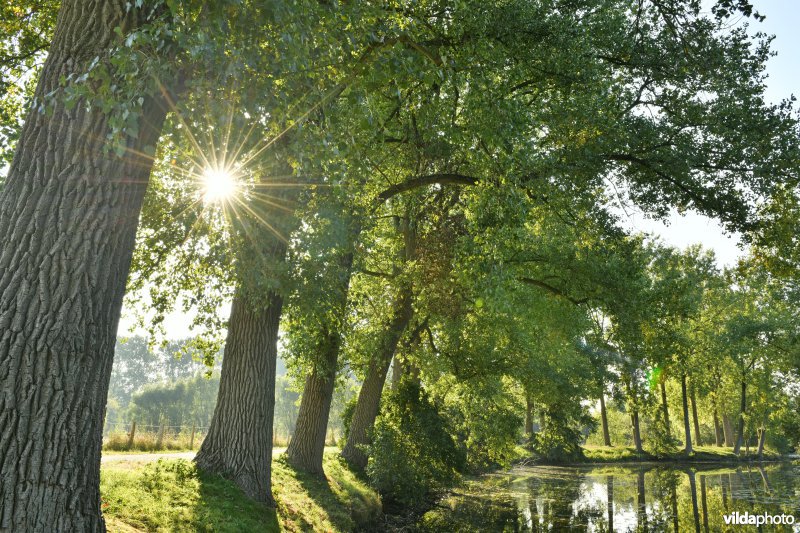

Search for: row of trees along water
xmin=1 ymin=0 xmax=800 ymax=529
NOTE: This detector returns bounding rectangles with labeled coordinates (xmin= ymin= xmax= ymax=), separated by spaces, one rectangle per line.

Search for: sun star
xmin=202 ymin=166 xmax=237 ymax=203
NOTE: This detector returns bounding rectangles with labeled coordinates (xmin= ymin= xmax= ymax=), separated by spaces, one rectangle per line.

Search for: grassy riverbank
xmin=101 ymin=453 xmax=381 ymax=532
xmin=580 ymin=444 xmax=782 ymax=464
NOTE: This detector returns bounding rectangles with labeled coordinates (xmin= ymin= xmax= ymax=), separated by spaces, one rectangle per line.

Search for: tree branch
xmin=518 ymin=277 xmax=589 ymax=306
xmin=376 ymin=173 xmax=479 ymax=203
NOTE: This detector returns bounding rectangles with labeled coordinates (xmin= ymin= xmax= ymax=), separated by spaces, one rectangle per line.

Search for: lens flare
xmin=202 ymin=167 xmax=237 ymax=203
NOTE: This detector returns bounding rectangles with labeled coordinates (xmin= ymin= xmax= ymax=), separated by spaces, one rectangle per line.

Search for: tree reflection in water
xmin=419 ymin=463 xmax=800 ymax=531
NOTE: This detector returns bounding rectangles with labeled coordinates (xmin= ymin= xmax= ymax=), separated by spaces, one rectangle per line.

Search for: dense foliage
xmin=2 ymin=0 xmax=800 ymax=527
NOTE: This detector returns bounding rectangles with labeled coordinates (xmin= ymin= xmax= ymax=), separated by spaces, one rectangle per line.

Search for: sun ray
xmin=235 ymin=81 xmax=348 ymax=171
xmin=230 ymin=194 xmax=288 ymax=243
xmin=153 ymin=76 xmax=215 ymax=172
xmin=246 ymin=190 xmax=298 ymax=214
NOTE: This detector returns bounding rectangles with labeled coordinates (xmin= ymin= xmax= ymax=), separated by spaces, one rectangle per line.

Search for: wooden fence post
xmin=156 ymin=419 xmax=165 ymax=450
xmin=190 ymin=424 xmax=196 ymax=450
xmin=127 ymin=420 xmax=136 ymax=450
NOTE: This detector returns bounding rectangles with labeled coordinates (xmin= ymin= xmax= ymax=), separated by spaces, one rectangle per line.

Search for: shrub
xmin=532 ymin=403 xmax=592 ymax=462
xmin=366 ymin=381 xmax=465 ymax=509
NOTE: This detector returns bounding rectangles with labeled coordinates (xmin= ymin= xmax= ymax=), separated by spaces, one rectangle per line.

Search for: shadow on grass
xmin=272 ymin=453 xmax=382 ymax=531
xmin=101 ymin=459 xmax=279 ymax=532
xmin=195 ymin=470 xmax=280 ymax=532
xmin=102 ymin=456 xmax=381 ymax=532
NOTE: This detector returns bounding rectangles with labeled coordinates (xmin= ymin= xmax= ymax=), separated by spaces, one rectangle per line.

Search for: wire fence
xmin=101 ymin=419 xmax=299 ymax=450
xmin=104 ymin=419 xmax=210 ymax=432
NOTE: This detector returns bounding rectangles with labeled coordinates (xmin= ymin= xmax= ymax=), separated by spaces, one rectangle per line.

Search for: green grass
xmin=101 ymin=453 xmax=381 ymax=532
xmin=580 ymin=444 xmax=781 ymax=464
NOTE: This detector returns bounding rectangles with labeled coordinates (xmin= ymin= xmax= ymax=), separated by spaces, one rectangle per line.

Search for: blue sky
xmin=625 ymin=0 xmax=799 ymax=267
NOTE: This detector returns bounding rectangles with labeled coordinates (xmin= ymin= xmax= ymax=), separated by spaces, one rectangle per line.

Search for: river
xmin=420 ymin=462 xmax=800 ymax=531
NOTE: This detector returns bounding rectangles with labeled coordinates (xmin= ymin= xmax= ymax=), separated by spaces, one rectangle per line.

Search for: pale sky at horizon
xmin=119 ymin=1 xmax=800 ymax=337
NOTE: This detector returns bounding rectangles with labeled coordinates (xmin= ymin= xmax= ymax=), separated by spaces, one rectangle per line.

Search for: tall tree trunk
xmin=0 ymin=4 xmax=169 ymax=530
xmin=286 ymin=248 xmax=356 ymax=475
xmin=681 ymin=374 xmax=693 ymax=454
xmin=733 ymin=380 xmax=746 ymax=455
xmin=722 ymin=413 xmax=734 ymax=447
xmin=340 ymin=284 xmax=413 ymax=469
xmin=756 ymin=426 xmax=766 ymax=458
xmin=195 ymin=279 xmax=284 ymax=504
xmin=525 ymin=393 xmax=534 ymax=437
xmin=713 ymin=409 xmax=722 ymax=447
xmin=631 ymin=410 xmax=643 ymax=453
xmin=660 ymin=378 xmax=671 ymax=438
xmin=285 ymin=338 xmax=339 ymax=475
xmin=599 ymin=393 xmax=611 ymax=446
xmin=690 ymin=382 xmax=702 ymax=446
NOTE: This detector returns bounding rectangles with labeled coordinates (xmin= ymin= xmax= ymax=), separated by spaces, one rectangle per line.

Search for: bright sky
xmin=619 ymin=0 xmax=800 ymax=268
xmin=119 ymin=2 xmax=800 ymax=337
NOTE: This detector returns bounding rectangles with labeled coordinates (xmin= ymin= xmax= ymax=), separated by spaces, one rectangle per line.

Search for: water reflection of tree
xmin=525 ymin=468 xmax=587 ymax=530
xmin=421 ymin=464 xmax=799 ymax=532
xmin=649 ymin=467 xmax=681 ymax=531
xmin=607 ymin=475 xmax=614 ymax=532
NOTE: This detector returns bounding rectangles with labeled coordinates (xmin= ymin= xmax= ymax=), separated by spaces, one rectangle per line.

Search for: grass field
xmin=101 ymin=452 xmax=381 ymax=532
xmin=581 ymin=444 xmax=781 ymax=463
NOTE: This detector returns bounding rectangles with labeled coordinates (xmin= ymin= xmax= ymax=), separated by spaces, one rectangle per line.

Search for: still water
xmin=421 ymin=462 xmax=800 ymax=532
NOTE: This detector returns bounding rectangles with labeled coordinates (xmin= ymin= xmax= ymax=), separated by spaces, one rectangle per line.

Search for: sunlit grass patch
xmin=580 ymin=444 xmax=782 ymax=464
xmin=102 ymin=459 xmax=276 ymax=532
xmin=101 ymin=452 xmax=381 ymax=532
xmin=272 ymin=453 xmax=381 ymax=532
xmin=582 ymin=445 xmax=645 ymax=462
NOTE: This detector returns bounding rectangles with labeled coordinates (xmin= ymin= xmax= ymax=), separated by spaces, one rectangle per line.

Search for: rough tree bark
xmin=286 ymin=248 xmax=355 ymax=475
xmin=756 ymin=426 xmax=766 ymax=458
xmin=194 ymin=139 xmax=298 ymax=500
xmin=681 ymin=374 xmax=694 ymax=453
xmin=340 ymin=284 xmax=414 ymax=469
xmin=713 ymin=409 xmax=723 ymax=447
xmin=733 ymin=380 xmax=746 ymax=455
xmin=0 ymin=3 xmax=169 ymax=530
xmin=285 ymin=354 xmax=338 ymax=474
xmin=195 ymin=278 xmax=284 ymax=504
xmin=599 ymin=393 xmax=611 ymax=446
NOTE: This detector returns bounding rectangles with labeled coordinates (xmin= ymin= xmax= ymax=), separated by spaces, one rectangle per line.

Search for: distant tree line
xmin=105 ymin=336 xmax=355 ymax=445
